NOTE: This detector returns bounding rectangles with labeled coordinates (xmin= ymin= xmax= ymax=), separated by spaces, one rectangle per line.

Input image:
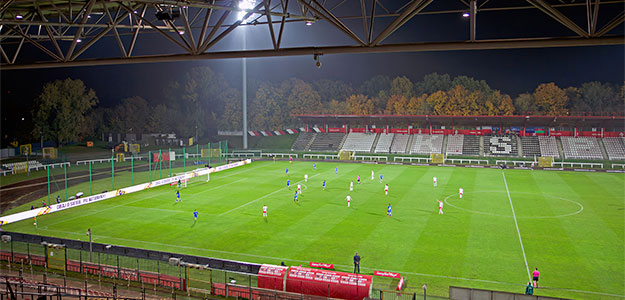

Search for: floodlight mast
xmin=238 ymin=0 xmax=255 ymax=149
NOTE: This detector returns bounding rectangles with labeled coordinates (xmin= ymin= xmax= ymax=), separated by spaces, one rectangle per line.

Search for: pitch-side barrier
xmin=0 ymin=159 xmax=252 ymax=225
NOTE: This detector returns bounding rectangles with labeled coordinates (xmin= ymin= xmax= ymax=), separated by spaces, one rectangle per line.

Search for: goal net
xmin=173 ymin=170 xmax=210 ymax=188
xmin=338 ymin=150 xmax=352 ymax=160
xmin=430 ymin=153 xmax=445 ymax=164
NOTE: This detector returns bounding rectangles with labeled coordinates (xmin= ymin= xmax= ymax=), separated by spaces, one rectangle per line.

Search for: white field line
xmin=502 ymin=170 xmax=531 ymax=282
xmin=36 ymin=227 xmax=625 ymax=298
xmin=194 ymin=178 xmax=247 ymax=195
xmin=45 ymin=178 xmax=244 ymax=227
xmin=218 ymin=173 xmax=320 ymax=216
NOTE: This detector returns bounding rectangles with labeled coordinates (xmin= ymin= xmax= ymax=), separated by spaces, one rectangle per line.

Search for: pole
xmin=112 ymin=150 xmax=115 ymax=190
xmin=196 ymin=144 xmax=199 ymax=166
xmin=423 ymin=284 xmax=427 ymax=300
xmin=225 ymin=140 xmax=228 ymax=164
xmin=47 ymin=166 xmax=51 ymax=204
xmin=242 ymin=29 xmax=248 ymax=149
xmin=159 ymin=149 xmax=162 ymax=179
xmin=88 ymin=228 xmax=92 ymax=263
xmin=149 ymin=151 xmax=152 ymax=182
xmin=64 ymin=163 xmax=68 ymax=200
xmin=208 ymin=142 xmax=211 ymax=166
xmin=183 ymin=147 xmax=186 ymax=172
xmin=131 ymin=156 xmax=134 ymax=185
xmin=89 ymin=161 xmax=92 ymax=195
xmin=169 ymin=148 xmax=171 ymax=177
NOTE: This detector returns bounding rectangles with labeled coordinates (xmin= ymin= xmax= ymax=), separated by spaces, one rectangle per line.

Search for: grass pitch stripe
xmin=502 ymin=170 xmax=531 ymax=282
xmin=218 ymin=173 xmax=320 ymax=216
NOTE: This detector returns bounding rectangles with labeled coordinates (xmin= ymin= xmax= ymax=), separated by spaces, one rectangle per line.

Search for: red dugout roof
xmin=294 ymin=114 xmax=625 ymax=128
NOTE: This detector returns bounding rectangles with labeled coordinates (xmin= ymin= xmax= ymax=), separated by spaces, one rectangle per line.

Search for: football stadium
xmin=1 ymin=1 xmax=624 ymax=300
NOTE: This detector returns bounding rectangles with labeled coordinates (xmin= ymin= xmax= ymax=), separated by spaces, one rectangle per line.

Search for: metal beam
xmin=3 ymin=36 xmax=622 ymax=70
xmin=180 ymin=6 xmax=197 ymax=54
xmin=526 ymin=0 xmax=590 ymax=37
xmin=198 ymin=7 xmax=231 ymax=53
xmin=65 ymin=0 xmax=95 ymax=61
xmin=371 ymin=0 xmax=433 ymax=46
xmin=596 ymin=11 xmax=624 ymax=37
xmin=276 ymin=0 xmax=289 ymax=48
xmin=5 ymin=25 xmax=63 ymax=61
xmin=367 ymin=0 xmax=375 ymax=45
xmin=297 ymin=0 xmax=366 ymax=46
xmin=201 ymin=1 xmax=265 ymax=52
xmin=197 ymin=1 xmax=214 ymax=48
xmin=470 ymin=0 xmax=476 ymax=41
xmin=264 ymin=0 xmax=278 ymax=49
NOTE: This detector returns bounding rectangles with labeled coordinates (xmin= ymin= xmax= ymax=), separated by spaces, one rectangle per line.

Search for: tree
xmin=219 ymin=88 xmax=243 ymax=130
xmin=451 ymin=75 xmax=492 ymax=95
xmin=390 ymin=76 xmax=415 ymax=99
xmin=406 ymin=94 xmax=430 ymax=115
xmin=282 ymin=78 xmax=322 ymax=125
xmin=514 ymin=93 xmax=536 ymax=114
xmin=579 ymin=81 xmax=618 ymax=114
xmin=484 ymin=90 xmax=515 ymax=115
xmin=415 ymin=73 xmax=452 ymax=95
xmin=32 ymin=78 xmax=98 ymax=146
xmin=324 ymin=99 xmax=349 ymax=114
xmin=313 ymin=79 xmax=354 ymax=103
xmin=359 ymin=75 xmax=391 ymax=98
xmin=346 ymin=94 xmax=375 ymax=114
xmin=534 ymin=83 xmax=569 ymax=115
xmin=251 ymin=82 xmax=287 ymax=129
xmin=426 ymin=90 xmax=450 ymax=115
xmin=108 ymin=96 xmax=150 ymax=133
xmin=385 ymin=94 xmax=409 ymax=114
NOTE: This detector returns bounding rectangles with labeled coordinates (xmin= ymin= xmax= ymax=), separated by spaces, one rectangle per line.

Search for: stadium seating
xmin=410 ymin=134 xmax=443 ymax=154
xmin=603 ymin=137 xmax=625 ymax=160
xmin=521 ymin=136 xmax=541 ymax=157
xmin=341 ymin=132 xmax=377 ymax=152
xmin=390 ymin=134 xmax=410 ymax=153
xmin=462 ymin=135 xmax=481 ymax=156
xmin=2 ymin=160 xmax=44 ymax=170
xmin=445 ymin=135 xmax=464 ymax=155
xmin=291 ymin=132 xmax=315 ymax=151
xmin=538 ymin=136 xmax=560 ymax=158
xmin=561 ymin=136 xmax=603 ymax=160
xmin=374 ymin=133 xmax=394 ymax=153
xmin=484 ymin=135 xmax=518 ymax=156
xmin=308 ymin=133 xmax=346 ymax=152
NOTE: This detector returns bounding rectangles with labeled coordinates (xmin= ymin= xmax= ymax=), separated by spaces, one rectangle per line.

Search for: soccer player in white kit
xmin=459 ymin=187 xmax=464 ymax=199
xmin=384 ymin=184 xmax=389 ymax=195
xmin=304 ymin=174 xmax=308 ymax=182
xmin=297 ymin=184 xmax=302 ymax=195
xmin=350 ymin=181 xmax=354 ymax=191
xmin=371 ymin=170 xmax=374 ymax=180
xmin=346 ymin=195 xmax=351 ymax=207
xmin=433 ymin=176 xmax=437 ymax=187
xmin=437 ymin=200 xmax=444 ymax=214
xmin=263 ymin=205 xmax=268 ymax=218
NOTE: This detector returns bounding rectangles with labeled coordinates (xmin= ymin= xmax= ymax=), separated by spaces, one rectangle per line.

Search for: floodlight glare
xmin=15 ymin=15 xmax=23 ymax=19
xmin=306 ymin=21 xmax=313 ymax=26
xmin=462 ymin=12 xmax=470 ymax=17
xmin=238 ymin=0 xmax=256 ymax=23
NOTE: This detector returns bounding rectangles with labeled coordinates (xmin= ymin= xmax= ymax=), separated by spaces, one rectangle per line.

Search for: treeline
xmin=30 ymin=67 xmax=624 ymax=145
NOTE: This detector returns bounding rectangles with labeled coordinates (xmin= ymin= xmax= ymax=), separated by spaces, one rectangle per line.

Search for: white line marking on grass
xmin=194 ymin=178 xmax=247 ymax=195
xmin=37 ymin=228 xmax=625 ymax=298
xmin=218 ymin=173 xmax=320 ymax=216
xmin=502 ymin=170 xmax=531 ymax=282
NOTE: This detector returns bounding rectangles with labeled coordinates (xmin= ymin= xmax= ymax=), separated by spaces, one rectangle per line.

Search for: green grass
xmin=2 ymin=161 xmax=624 ymax=299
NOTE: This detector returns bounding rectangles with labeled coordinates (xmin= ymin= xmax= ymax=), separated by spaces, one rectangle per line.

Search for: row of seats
xmin=445 ymin=135 xmax=464 ymax=155
xmin=390 ymin=134 xmax=410 ymax=153
xmin=291 ymin=132 xmax=315 ymax=151
xmin=462 ymin=136 xmax=481 ymax=155
xmin=410 ymin=134 xmax=443 ymax=154
xmin=561 ymin=137 xmax=603 ymax=160
xmin=374 ymin=133 xmax=395 ymax=153
xmin=603 ymin=137 xmax=625 ymax=160
xmin=341 ymin=132 xmax=376 ymax=152
xmin=521 ymin=136 xmax=541 ymax=157
xmin=538 ymin=136 xmax=559 ymax=158
xmin=308 ymin=133 xmax=345 ymax=152
xmin=484 ymin=135 xmax=518 ymax=156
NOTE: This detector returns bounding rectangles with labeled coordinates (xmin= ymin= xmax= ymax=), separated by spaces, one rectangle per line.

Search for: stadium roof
xmin=1 ymin=0 xmax=623 ymax=69
xmin=293 ymin=114 xmax=625 ymax=128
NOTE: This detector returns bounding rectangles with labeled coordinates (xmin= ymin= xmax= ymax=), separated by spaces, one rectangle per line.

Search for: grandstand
xmin=538 ymin=136 xmax=560 ymax=158
xmin=291 ymin=132 xmax=315 ymax=151
xmin=308 ymin=133 xmax=346 ymax=152
xmin=390 ymin=134 xmax=410 ymax=154
xmin=374 ymin=133 xmax=394 ymax=153
xmin=484 ymin=135 xmax=518 ymax=156
xmin=462 ymin=135 xmax=481 ymax=156
xmin=341 ymin=132 xmax=376 ymax=153
xmin=445 ymin=134 xmax=464 ymax=155
xmin=521 ymin=136 xmax=541 ymax=158
xmin=603 ymin=137 xmax=625 ymax=160
xmin=410 ymin=134 xmax=443 ymax=154
xmin=561 ymin=137 xmax=604 ymax=160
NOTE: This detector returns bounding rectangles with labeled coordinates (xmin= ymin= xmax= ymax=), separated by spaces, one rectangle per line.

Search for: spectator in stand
xmin=56 ymin=195 xmax=61 ymax=203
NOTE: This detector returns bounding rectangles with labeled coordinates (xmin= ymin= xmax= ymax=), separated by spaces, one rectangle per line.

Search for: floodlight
xmin=15 ymin=15 xmax=23 ymax=19
xmin=462 ymin=12 xmax=470 ymax=17
xmin=238 ymin=0 xmax=256 ymax=23
xmin=306 ymin=21 xmax=313 ymax=26
xmin=76 ymin=39 xmax=82 ymax=43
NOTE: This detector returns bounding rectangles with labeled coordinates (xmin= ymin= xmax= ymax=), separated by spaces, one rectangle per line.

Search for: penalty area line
xmin=502 ymin=170 xmax=531 ymax=282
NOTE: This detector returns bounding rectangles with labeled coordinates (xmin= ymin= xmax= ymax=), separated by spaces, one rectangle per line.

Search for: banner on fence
xmin=286 ymin=266 xmax=372 ymax=300
xmin=374 ymin=271 xmax=401 ymax=278
xmin=309 ymin=262 xmax=335 ymax=269
xmin=0 ymin=159 xmax=252 ymax=225
xmin=258 ymin=264 xmax=288 ymax=291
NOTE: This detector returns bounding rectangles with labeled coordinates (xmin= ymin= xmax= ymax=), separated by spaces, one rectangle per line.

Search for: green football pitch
xmin=3 ymin=160 xmax=624 ymax=299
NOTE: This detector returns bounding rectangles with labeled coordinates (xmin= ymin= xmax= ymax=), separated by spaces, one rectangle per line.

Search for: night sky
xmin=1 ymin=0 xmax=624 ymax=142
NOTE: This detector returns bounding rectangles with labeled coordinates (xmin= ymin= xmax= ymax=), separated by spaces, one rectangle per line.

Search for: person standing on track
xmin=353 ymin=252 xmax=361 ymax=274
